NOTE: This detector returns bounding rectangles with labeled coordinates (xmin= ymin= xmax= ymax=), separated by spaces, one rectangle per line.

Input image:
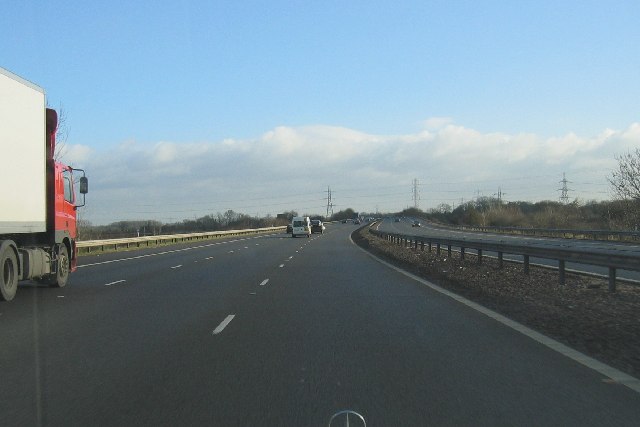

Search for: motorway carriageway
xmin=1 ymin=224 xmax=639 ymax=426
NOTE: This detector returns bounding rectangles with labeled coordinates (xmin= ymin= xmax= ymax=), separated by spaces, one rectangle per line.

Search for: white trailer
xmin=0 ymin=67 xmax=47 ymax=234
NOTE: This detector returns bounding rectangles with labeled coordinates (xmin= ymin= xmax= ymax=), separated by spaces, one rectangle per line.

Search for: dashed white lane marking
xmin=279 ymin=264 xmax=285 ymax=268
xmin=259 ymin=279 xmax=269 ymax=286
xmin=244 ymin=246 xmax=249 ymax=249
xmin=79 ymin=235 xmax=279 ymax=268
xmin=228 ymin=250 xmax=234 ymax=253
xmin=104 ymin=280 xmax=126 ymax=286
xmin=205 ymin=256 xmax=214 ymax=260
xmin=212 ymin=315 xmax=235 ymax=335
xmin=57 ymin=295 xmax=65 ymax=298
xmin=170 ymin=265 xmax=182 ymax=269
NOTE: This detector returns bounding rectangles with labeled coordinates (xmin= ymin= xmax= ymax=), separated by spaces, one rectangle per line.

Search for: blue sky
xmin=2 ymin=1 xmax=639 ymax=224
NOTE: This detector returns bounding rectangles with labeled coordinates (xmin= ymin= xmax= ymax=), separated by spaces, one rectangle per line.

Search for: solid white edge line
xmin=212 ymin=314 xmax=235 ymax=335
xmin=104 ymin=280 xmax=126 ymax=286
xmin=259 ymin=279 xmax=269 ymax=286
xmin=349 ymin=233 xmax=640 ymax=394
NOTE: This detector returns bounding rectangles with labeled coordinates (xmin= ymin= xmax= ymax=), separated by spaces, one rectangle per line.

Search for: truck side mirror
xmin=80 ymin=176 xmax=88 ymax=194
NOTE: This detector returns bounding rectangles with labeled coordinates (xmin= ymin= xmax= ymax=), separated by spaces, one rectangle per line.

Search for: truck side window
xmin=63 ymin=170 xmax=74 ymax=203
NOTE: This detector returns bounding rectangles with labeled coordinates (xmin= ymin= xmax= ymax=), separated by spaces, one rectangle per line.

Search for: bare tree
xmin=51 ymin=103 xmax=69 ymax=161
xmin=609 ymin=149 xmax=640 ymax=229
xmin=609 ymin=149 xmax=640 ymax=201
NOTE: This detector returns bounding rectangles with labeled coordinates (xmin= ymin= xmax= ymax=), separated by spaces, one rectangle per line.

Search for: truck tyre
xmin=0 ymin=244 xmax=18 ymax=301
xmin=51 ymin=245 xmax=70 ymax=288
xmin=39 ymin=245 xmax=70 ymax=288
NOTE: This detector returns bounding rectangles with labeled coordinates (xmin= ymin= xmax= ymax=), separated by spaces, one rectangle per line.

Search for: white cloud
xmin=78 ymin=121 xmax=640 ymax=224
xmin=423 ymin=117 xmax=454 ymax=130
xmin=151 ymin=141 xmax=179 ymax=164
xmin=60 ymin=143 xmax=92 ymax=165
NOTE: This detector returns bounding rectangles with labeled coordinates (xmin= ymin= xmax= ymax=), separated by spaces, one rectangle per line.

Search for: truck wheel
xmin=40 ymin=245 xmax=70 ymax=288
xmin=51 ymin=245 xmax=70 ymax=288
xmin=0 ymin=245 xmax=18 ymax=301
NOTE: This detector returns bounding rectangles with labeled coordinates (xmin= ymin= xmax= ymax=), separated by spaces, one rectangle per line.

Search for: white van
xmin=291 ymin=216 xmax=311 ymax=238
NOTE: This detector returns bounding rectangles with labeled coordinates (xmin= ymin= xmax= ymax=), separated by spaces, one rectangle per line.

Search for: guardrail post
xmin=414 ymin=239 xmax=418 ymax=250
xmin=447 ymin=245 xmax=451 ymax=257
xmin=460 ymin=247 xmax=465 ymax=260
xmin=477 ymin=249 xmax=482 ymax=264
xmin=498 ymin=252 xmax=503 ymax=268
xmin=421 ymin=240 xmax=425 ymax=251
xmin=559 ymin=260 xmax=566 ymax=285
xmin=437 ymin=243 xmax=441 ymax=255
xmin=524 ymin=255 xmax=530 ymax=274
xmin=609 ymin=267 xmax=617 ymax=292
xmin=428 ymin=242 xmax=432 ymax=252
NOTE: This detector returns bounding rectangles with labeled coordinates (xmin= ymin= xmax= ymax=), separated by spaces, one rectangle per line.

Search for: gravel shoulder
xmin=353 ymin=225 xmax=640 ymax=378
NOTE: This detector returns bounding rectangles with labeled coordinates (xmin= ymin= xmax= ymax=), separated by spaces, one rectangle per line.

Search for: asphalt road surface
xmin=380 ymin=217 xmax=640 ymax=282
xmin=1 ymin=224 xmax=639 ymax=426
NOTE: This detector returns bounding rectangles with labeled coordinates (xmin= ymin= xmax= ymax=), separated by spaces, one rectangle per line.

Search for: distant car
xmin=354 ymin=219 xmax=361 ymax=224
xmin=286 ymin=224 xmax=293 ymax=233
xmin=311 ymin=220 xmax=325 ymax=234
xmin=412 ymin=220 xmax=421 ymax=227
xmin=394 ymin=218 xmax=401 ymax=222
xmin=291 ymin=216 xmax=311 ymax=237
xmin=341 ymin=219 xmax=348 ymax=224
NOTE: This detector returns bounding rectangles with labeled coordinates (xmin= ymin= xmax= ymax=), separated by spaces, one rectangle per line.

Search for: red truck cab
xmin=46 ymin=109 xmax=87 ymax=278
